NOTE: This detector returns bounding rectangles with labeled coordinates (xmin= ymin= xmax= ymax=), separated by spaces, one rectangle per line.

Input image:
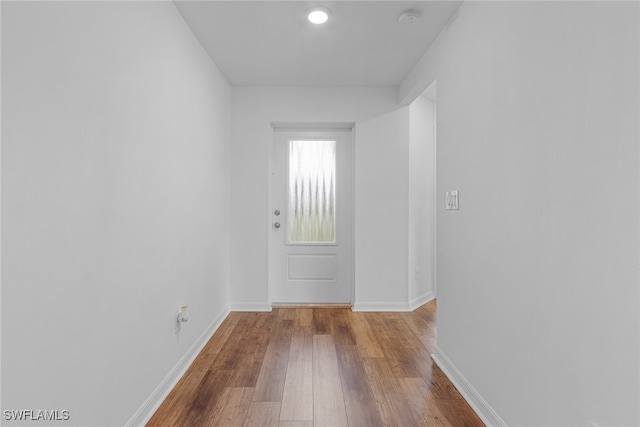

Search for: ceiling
xmin=174 ymin=1 xmax=462 ymax=87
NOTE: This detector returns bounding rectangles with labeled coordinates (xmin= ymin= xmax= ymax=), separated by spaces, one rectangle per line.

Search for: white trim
xmin=271 ymin=121 xmax=355 ymax=132
xmin=229 ymin=302 xmax=273 ymax=312
xmin=431 ymin=84 xmax=438 ymax=300
xmin=353 ymin=294 xmax=436 ymax=312
xmin=352 ymin=301 xmax=411 ymax=312
xmin=269 ymin=126 xmax=354 ymax=305
xmin=408 ymin=291 xmax=435 ymax=311
xmin=431 ymin=347 xmax=508 ymax=427
xmin=125 ymin=306 xmax=230 ymax=427
xmin=350 ymin=126 xmax=357 ymax=307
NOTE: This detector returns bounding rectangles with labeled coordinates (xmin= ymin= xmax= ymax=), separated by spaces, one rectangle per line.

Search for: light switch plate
xmin=446 ymin=190 xmax=459 ymax=210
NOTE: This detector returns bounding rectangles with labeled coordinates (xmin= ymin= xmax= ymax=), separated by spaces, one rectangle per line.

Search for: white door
xmin=270 ymin=126 xmax=353 ymax=304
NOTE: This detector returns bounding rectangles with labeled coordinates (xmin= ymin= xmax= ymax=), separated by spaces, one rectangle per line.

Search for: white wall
xmin=402 ymin=1 xmax=639 ymax=425
xmin=1 ymin=2 xmax=231 ymax=426
xmin=230 ymin=87 xmax=412 ymax=310
xmin=408 ymin=95 xmax=436 ymax=307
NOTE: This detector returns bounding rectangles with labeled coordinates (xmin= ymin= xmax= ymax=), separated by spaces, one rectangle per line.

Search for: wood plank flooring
xmin=147 ymin=301 xmax=484 ymax=427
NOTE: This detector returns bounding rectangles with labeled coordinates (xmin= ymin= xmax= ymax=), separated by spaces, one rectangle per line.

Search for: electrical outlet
xmin=446 ymin=190 xmax=459 ymax=210
xmin=175 ymin=305 xmax=189 ymax=335
xmin=177 ymin=305 xmax=189 ymax=324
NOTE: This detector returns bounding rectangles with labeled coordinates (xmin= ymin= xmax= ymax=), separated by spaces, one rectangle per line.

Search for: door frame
xmin=268 ymin=122 xmax=355 ymax=306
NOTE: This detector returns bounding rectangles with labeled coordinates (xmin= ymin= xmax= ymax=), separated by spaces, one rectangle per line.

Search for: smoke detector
xmin=399 ymin=9 xmax=420 ymax=25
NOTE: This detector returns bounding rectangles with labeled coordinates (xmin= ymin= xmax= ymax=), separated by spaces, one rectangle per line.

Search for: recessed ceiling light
xmin=308 ymin=7 xmax=331 ymax=25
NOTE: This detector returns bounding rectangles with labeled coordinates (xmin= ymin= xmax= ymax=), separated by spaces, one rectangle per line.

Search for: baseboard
xmin=125 ymin=305 xmax=230 ymax=427
xmin=352 ymin=301 xmax=411 ymax=312
xmin=431 ymin=347 xmax=507 ymax=427
xmin=408 ymin=291 xmax=435 ymax=311
xmin=229 ymin=302 xmax=272 ymax=312
xmin=352 ymin=293 xmax=436 ymax=312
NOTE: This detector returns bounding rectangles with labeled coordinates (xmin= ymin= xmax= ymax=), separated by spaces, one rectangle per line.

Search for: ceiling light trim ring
xmin=307 ymin=6 xmax=331 ymax=25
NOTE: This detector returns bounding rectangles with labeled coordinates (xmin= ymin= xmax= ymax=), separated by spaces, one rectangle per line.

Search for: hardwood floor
xmin=147 ymin=301 xmax=484 ymax=426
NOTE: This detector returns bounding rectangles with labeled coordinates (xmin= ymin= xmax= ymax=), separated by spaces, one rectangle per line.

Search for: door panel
xmin=288 ymin=255 xmax=337 ymax=281
xmin=271 ymin=128 xmax=352 ymax=304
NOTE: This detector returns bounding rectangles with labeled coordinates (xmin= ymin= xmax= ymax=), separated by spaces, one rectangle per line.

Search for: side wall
xmin=408 ymin=95 xmax=436 ymax=307
xmin=1 ymin=2 xmax=231 ymax=426
xmin=402 ymin=2 xmax=639 ymax=425
xmin=230 ymin=87 xmax=412 ymax=310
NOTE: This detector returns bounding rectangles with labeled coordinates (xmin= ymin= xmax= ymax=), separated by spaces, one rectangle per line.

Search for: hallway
xmin=148 ymin=301 xmax=483 ymax=426
xmin=3 ymin=2 xmax=638 ymax=425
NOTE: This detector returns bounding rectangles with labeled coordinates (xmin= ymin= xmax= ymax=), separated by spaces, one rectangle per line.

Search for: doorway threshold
xmin=271 ymin=303 xmax=352 ymax=308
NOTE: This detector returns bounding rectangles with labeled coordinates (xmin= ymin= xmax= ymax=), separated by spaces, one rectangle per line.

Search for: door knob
xmin=274 ymin=222 xmax=281 ymax=229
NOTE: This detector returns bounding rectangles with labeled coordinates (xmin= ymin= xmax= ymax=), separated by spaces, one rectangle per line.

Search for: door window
xmin=288 ymin=140 xmax=336 ymax=243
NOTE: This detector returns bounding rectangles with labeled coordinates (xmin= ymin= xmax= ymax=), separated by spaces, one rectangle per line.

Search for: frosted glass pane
xmin=288 ymin=140 xmax=336 ymax=243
